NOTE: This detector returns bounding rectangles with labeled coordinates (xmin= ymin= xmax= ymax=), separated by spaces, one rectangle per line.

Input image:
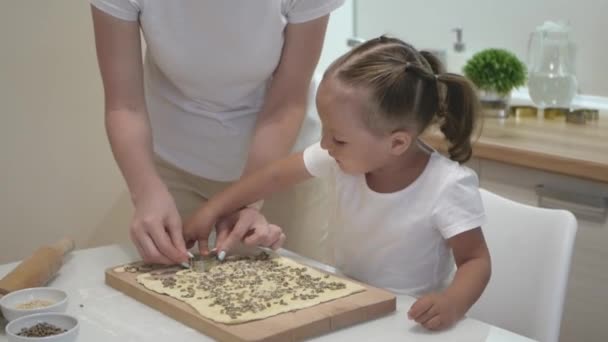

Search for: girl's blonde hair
xmin=324 ymin=36 xmax=480 ymax=163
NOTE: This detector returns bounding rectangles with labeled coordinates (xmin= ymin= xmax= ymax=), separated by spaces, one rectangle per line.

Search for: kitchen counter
xmin=423 ymin=112 xmax=608 ymax=183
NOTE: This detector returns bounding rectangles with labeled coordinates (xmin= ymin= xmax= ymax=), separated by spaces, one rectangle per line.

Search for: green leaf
xmin=463 ymin=48 xmax=527 ymax=95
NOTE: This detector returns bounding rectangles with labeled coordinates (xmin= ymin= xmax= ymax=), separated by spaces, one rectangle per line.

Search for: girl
xmin=185 ymin=36 xmax=491 ymax=330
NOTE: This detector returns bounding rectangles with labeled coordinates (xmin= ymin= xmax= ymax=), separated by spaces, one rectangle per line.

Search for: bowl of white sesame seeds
xmin=0 ymin=287 xmax=68 ymax=322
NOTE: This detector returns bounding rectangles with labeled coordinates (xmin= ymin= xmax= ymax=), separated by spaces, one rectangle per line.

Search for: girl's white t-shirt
xmin=90 ymin=0 xmax=344 ymax=181
xmin=303 ymin=142 xmax=486 ymax=296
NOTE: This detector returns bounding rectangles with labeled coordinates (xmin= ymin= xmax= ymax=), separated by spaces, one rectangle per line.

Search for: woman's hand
xmin=130 ymin=185 xmax=188 ymax=265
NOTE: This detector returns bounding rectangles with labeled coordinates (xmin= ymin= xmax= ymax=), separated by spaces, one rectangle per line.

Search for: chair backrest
xmin=468 ymin=189 xmax=577 ymax=342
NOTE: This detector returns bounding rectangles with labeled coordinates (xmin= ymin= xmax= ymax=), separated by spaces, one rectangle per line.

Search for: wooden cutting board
xmin=105 ymin=260 xmax=396 ymax=342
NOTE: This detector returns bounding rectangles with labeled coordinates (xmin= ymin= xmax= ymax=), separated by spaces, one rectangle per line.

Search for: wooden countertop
xmin=423 ymin=112 xmax=608 ymax=183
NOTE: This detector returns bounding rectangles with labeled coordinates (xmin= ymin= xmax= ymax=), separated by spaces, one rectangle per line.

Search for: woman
xmin=91 ymin=0 xmax=344 ymax=265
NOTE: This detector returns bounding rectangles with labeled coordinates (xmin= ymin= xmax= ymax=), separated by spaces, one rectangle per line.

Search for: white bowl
xmin=5 ymin=313 xmax=79 ymax=342
xmin=0 ymin=288 xmax=68 ymax=322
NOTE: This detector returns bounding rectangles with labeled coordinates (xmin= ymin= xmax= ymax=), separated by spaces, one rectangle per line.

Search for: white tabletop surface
xmin=0 ymin=244 xmax=536 ymax=342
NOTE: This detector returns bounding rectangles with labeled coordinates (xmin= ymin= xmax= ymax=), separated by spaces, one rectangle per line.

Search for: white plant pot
xmin=479 ymin=89 xmax=511 ymax=118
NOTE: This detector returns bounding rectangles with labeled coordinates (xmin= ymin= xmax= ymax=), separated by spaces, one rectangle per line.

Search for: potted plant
xmin=463 ymin=48 xmax=527 ymax=117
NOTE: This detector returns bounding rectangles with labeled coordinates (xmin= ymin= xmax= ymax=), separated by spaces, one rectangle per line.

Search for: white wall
xmin=0 ymin=1 xmax=132 ymax=263
xmin=315 ymin=0 xmax=354 ymax=77
xmin=355 ymin=0 xmax=608 ymax=96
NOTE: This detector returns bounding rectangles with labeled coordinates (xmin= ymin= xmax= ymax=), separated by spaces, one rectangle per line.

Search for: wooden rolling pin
xmin=0 ymin=238 xmax=75 ymax=296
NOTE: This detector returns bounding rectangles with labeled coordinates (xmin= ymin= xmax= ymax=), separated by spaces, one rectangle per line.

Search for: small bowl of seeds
xmin=0 ymin=288 xmax=68 ymax=322
xmin=5 ymin=313 xmax=79 ymax=342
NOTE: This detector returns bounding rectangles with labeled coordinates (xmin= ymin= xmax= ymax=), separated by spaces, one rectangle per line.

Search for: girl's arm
xmin=408 ymin=228 xmax=491 ymax=330
xmin=445 ymin=228 xmax=491 ymax=316
xmin=184 ymin=153 xmax=313 ymax=254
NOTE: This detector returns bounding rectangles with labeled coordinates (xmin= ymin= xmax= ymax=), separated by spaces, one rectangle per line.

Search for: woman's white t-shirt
xmin=90 ymin=0 xmax=344 ymax=181
xmin=303 ymin=142 xmax=486 ymax=296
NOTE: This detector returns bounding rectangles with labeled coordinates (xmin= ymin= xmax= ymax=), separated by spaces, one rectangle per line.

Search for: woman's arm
xmin=92 ymin=7 xmax=153 ymax=199
xmin=92 ymin=6 xmax=187 ymax=264
xmin=241 ymin=15 xmax=329 ymax=176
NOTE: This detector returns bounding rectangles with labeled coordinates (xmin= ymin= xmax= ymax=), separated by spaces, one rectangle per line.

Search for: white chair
xmin=467 ymin=189 xmax=577 ymax=342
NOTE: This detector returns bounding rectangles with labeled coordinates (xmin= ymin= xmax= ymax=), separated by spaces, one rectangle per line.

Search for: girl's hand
xmin=183 ymin=203 xmax=221 ymax=256
xmin=407 ymin=293 xmax=463 ymax=330
xmin=130 ymin=185 xmax=188 ymax=265
xmin=215 ymin=208 xmax=286 ymax=257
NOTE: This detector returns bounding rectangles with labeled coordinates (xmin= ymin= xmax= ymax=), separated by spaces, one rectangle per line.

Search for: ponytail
xmin=421 ymin=52 xmax=480 ymax=163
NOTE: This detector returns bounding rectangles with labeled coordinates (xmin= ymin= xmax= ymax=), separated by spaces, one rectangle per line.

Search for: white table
xmin=0 ymin=244 xmax=536 ymax=342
